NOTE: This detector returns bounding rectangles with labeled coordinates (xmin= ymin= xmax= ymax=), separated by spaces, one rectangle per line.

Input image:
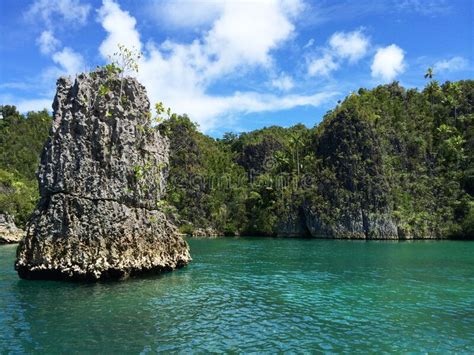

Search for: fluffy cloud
xmin=307 ymin=29 xmax=369 ymax=77
xmin=28 ymin=0 xmax=89 ymax=81
xmin=202 ymin=0 xmax=300 ymax=77
xmin=97 ymin=0 xmax=336 ymax=132
xmin=329 ymin=30 xmax=370 ymax=62
xmin=97 ymin=0 xmax=142 ymax=58
xmin=434 ymin=56 xmax=468 ymax=73
xmin=150 ymin=0 xmax=304 ymax=31
xmin=52 ymin=47 xmax=85 ymax=75
xmin=1 ymin=0 xmax=91 ymax=116
xmin=37 ymin=30 xmax=60 ymax=55
xmin=371 ymin=44 xmax=406 ymax=81
xmin=307 ymin=53 xmax=339 ymax=76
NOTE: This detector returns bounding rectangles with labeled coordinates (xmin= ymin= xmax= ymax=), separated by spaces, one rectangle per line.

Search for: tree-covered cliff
xmin=1 ymin=79 xmax=473 ymax=238
xmin=160 ymin=80 xmax=474 ymax=239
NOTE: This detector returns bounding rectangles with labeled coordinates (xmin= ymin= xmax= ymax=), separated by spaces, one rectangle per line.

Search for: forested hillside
xmin=1 ymin=79 xmax=473 ymax=238
xmin=161 ymin=80 xmax=474 ymax=239
xmin=0 ymin=106 xmax=51 ymax=227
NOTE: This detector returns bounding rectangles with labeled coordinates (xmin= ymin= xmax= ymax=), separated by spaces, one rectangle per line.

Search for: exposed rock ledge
xmin=191 ymin=227 xmax=221 ymax=238
xmin=0 ymin=213 xmax=24 ymax=244
xmin=15 ymin=69 xmax=191 ymax=280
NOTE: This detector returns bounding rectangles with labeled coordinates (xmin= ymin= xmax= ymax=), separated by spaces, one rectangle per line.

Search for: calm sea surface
xmin=1 ymin=238 xmax=473 ymax=353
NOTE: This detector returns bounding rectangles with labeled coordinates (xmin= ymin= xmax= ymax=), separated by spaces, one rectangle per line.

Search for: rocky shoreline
xmin=0 ymin=213 xmax=24 ymax=244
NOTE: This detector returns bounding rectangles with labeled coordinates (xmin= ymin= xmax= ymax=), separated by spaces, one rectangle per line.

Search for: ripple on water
xmin=1 ymin=238 xmax=474 ymax=353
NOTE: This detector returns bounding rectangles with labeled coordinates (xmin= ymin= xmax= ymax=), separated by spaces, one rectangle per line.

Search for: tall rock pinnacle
xmin=15 ymin=68 xmax=191 ymax=280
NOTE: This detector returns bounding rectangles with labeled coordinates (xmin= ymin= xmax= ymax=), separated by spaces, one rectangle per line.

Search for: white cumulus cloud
xmin=202 ymin=0 xmax=299 ymax=77
xmin=371 ymin=44 xmax=406 ymax=82
xmin=306 ymin=29 xmax=370 ymax=77
xmin=97 ymin=0 xmax=142 ymax=58
xmin=329 ymin=30 xmax=370 ymax=62
xmin=96 ymin=0 xmax=336 ymax=132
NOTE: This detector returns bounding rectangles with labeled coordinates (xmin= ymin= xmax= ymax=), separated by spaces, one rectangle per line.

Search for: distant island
xmin=1 ymin=78 xmax=473 ymax=240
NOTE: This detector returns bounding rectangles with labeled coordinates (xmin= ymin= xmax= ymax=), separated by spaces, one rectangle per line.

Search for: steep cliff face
xmin=15 ymin=69 xmax=191 ymax=280
xmin=302 ymin=104 xmax=398 ymax=239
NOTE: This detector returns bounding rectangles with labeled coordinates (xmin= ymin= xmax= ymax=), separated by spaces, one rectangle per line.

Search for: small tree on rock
xmin=108 ymin=44 xmax=143 ymax=101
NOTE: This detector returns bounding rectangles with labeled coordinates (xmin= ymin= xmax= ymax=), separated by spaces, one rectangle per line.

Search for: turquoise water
xmin=1 ymin=238 xmax=473 ymax=353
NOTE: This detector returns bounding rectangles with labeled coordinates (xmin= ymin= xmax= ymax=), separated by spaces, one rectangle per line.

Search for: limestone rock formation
xmin=0 ymin=213 xmax=24 ymax=244
xmin=274 ymin=104 xmax=399 ymax=239
xmin=303 ymin=104 xmax=398 ymax=239
xmin=15 ymin=68 xmax=191 ymax=280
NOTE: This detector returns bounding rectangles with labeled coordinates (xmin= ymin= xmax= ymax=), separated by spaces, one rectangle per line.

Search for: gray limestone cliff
xmin=15 ymin=69 xmax=191 ymax=280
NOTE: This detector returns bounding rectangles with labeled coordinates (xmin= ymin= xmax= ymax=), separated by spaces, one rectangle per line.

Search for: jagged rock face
xmin=15 ymin=69 xmax=191 ymax=280
xmin=0 ymin=213 xmax=24 ymax=244
xmin=39 ymin=73 xmax=167 ymax=208
xmin=302 ymin=106 xmax=398 ymax=239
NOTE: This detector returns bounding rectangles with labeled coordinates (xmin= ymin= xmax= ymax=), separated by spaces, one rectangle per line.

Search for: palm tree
xmin=424 ymin=67 xmax=435 ymax=115
xmin=289 ymin=133 xmax=303 ymax=177
xmin=274 ymin=150 xmax=290 ymax=173
xmin=424 ymin=67 xmax=434 ymax=80
xmin=444 ymin=82 xmax=462 ymax=124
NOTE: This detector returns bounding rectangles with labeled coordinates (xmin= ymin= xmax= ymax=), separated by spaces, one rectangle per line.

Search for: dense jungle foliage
xmin=1 ymin=79 xmax=473 ymax=238
xmin=0 ymin=106 xmax=51 ymax=227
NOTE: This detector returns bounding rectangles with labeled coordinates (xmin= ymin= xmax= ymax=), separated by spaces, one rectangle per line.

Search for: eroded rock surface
xmin=15 ymin=69 xmax=191 ymax=280
xmin=0 ymin=213 xmax=24 ymax=244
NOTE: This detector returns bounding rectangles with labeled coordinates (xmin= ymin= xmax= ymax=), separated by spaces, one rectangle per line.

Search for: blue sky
xmin=0 ymin=0 xmax=472 ymax=136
